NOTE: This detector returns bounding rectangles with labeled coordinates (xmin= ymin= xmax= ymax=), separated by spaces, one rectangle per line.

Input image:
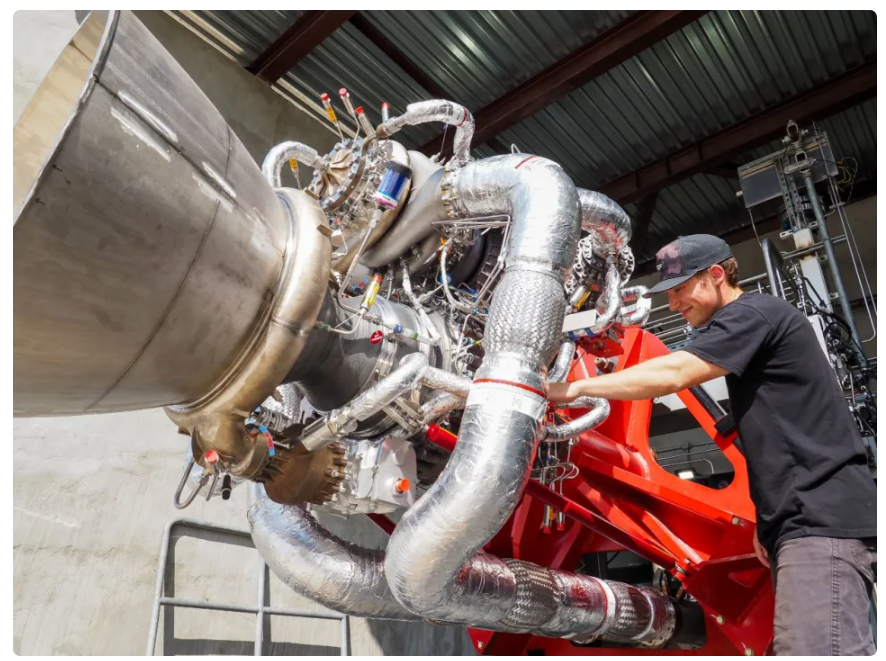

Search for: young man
xmin=549 ymin=234 xmax=876 ymax=655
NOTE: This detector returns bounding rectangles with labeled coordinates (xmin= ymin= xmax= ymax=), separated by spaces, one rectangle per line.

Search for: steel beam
xmin=349 ymin=13 xmax=450 ymax=100
xmin=247 ymin=11 xmax=355 ymax=83
xmin=706 ymin=163 xmax=740 ymax=179
xmin=419 ymin=11 xmax=706 ymax=156
xmin=601 ymin=61 xmax=877 ymax=205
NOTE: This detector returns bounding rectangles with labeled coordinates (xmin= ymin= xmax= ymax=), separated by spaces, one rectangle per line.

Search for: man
xmin=549 ymin=234 xmax=876 ymax=655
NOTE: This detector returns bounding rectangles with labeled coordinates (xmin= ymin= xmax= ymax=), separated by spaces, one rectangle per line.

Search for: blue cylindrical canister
xmin=373 ymin=161 xmax=412 ymax=209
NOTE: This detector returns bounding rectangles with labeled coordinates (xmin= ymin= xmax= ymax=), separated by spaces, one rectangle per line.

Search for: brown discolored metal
xmin=258 ymin=441 xmax=347 ymax=506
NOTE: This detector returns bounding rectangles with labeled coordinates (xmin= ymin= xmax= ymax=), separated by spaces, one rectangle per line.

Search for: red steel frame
xmin=372 ymin=328 xmax=774 ymax=655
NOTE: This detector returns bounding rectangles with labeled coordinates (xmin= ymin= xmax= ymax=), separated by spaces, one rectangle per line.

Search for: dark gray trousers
xmin=772 ymin=536 xmax=876 ymax=655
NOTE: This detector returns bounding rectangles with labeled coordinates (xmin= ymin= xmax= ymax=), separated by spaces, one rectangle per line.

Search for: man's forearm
xmin=554 ymin=351 xmax=727 ymax=402
xmin=568 ymin=356 xmax=686 ymax=401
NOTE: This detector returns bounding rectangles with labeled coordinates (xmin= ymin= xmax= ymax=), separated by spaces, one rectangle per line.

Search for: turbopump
xmin=13 ymin=11 xmax=699 ymax=649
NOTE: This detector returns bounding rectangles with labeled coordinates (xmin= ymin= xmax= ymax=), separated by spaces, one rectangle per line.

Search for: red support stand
xmin=431 ymin=328 xmax=773 ymax=656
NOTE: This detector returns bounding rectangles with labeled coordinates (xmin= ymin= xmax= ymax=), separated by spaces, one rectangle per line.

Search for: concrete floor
xmin=13 ymin=410 xmax=473 ymax=655
xmin=13 ymin=10 xmax=474 ymax=656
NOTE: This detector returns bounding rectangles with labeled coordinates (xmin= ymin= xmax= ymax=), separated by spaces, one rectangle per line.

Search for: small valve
xmin=339 ymin=88 xmax=357 ymax=120
xmin=320 ymin=93 xmax=344 ymax=141
xmin=542 ymin=504 xmax=556 ymax=533
xmin=320 ymin=93 xmax=337 ymax=122
xmin=355 ymin=106 xmax=375 ymax=139
xmin=361 ymin=271 xmax=385 ymax=311
xmin=568 ymin=285 xmax=591 ymax=312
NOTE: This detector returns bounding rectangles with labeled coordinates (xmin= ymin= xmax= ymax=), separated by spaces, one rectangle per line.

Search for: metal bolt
xmin=715 ymin=615 xmax=725 ymax=625
xmin=477 ymin=642 xmax=484 ymax=650
xmin=745 ymin=649 xmax=755 ymax=656
xmin=731 ymin=516 xmax=741 ymax=526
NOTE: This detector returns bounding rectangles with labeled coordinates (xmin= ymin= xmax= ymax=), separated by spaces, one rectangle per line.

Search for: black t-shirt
xmin=683 ymin=293 xmax=876 ymax=554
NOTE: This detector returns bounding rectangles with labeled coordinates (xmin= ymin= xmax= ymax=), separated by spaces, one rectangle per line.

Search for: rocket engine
xmin=15 ymin=11 xmax=731 ymax=651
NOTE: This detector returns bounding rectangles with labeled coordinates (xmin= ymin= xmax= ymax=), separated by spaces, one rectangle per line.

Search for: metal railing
xmin=146 ymin=518 xmax=350 ymax=656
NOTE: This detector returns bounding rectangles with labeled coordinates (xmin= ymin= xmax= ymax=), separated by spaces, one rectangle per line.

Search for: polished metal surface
xmin=165 ymin=188 xmax=332 ymax=476
xmin=14 ymin=11 xmax=292 ymax=416
xmin=359 ymin=150 xmax=445 ymax=269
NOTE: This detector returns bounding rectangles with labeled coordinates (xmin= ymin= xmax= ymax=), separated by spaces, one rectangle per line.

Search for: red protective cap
xmin=204 ymin=449 xmax=219 ymax=465
xmin=339 ymin=87 xmax=349 ymax=96
xmin=382 ymin=101 xmax=390 ymax=107
xmin=320 ymin=93 xmax=329 ymax=101
xmin=394 ymin=478 xmax=411 ymax=494
xmin=355 ymin=106 xmax=364 ymax=114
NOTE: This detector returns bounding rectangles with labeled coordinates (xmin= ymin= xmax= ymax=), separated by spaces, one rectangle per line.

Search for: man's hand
xmin=752 ymin=527 xmax=770 ymax=569
xmin=547 ymin=351 xmax=728 ymax=403
xmin=547 ymin=381 xmax=582 ymax=404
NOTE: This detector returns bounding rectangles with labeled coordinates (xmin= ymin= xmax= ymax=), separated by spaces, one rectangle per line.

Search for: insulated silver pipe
xmin=383 ymin=156 xmax=675 ymax=643
xmin=617 ymin=285 xmax=652 ymax=327
xmin=419 ymin=392 xmax=464 ymax=425
xmin=591 ymin=266 xmax=622 ymax=334
xmin=262 ymin=142 xmax=325 ymax=188
xmin=533 ymin=572 xmax=674 ymax=645
xmin=250 ymin=495 xmax=674 ymax=645
xmin=420 ymin=367 xmax=472 ymax=398
xmin=300 ymin=353 xmax=429 ymax=451
xmin=248 ymin=497 xmax=422 ymax=621
xmin=377 ymin=100 xmax=475 ymax=166
xmin=549 ymin=340 xmax=577 ymax=383
xmin=385 ymin=155 xmax=579 ymax=626
xmin=542 ymin=397 xmax=610 ymax=441
xmin=577 ymin=189 xmax=632 ymax=253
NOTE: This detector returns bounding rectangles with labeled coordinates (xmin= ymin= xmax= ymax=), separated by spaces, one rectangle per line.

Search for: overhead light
xmin=677 ymin=469 xmax=695 ymax=480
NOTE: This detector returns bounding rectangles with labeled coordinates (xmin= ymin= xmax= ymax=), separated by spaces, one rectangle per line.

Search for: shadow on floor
xmin=366 ymin=617 xmax=476 ymax=656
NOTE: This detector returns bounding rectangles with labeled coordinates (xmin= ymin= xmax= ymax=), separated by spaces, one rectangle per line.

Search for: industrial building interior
xmin=12 ymin=9 xmax=876 ymax=656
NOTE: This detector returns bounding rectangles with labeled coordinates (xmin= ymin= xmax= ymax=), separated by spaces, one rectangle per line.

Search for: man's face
xmin=666 ymin=271 xmax=721 ymax=327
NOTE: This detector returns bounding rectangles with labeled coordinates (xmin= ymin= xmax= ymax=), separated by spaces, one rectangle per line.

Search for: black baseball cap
xmin=645 ymin=234 xmax=733 ymax=296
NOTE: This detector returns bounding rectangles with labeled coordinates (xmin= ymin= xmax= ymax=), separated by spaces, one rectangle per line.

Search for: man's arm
xmin=547 ymin=351 xmax=728 ymax=403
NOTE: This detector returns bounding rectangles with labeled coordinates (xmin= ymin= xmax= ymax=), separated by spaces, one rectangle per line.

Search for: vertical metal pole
xmin=340 ymin=616 xmax=349 ymax=656
xmin=146 ymin=521 xmax=174 ymax=655
xmin=254 ymin=560 xmax=266 ymax=656
xmin=760 ymin=238 xmax=785 ymax=300
xmin=802 ymin=172 xmax=862 ymax=347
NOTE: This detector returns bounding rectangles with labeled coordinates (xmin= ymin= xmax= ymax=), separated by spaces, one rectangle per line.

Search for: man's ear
xmin=708 ymin=263 xmax=726 ymax=286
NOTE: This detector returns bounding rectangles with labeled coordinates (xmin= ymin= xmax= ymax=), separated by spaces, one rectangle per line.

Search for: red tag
xmin=369 ymin=330 xmax=384 ymax=345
